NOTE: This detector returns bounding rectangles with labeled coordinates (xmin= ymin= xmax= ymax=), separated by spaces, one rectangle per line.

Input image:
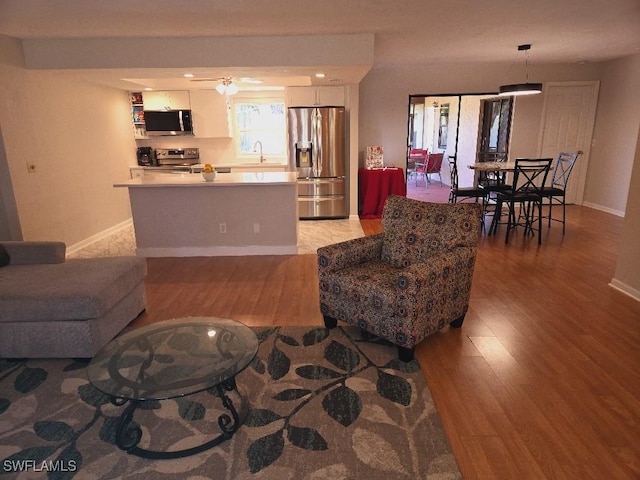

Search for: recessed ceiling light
xmin=183 ymin=73 xmax=194 ymax=78
xmin=315 ymin=73 xmax=326 ymax=78
xmin=144 ymin=87 xmax=153 ymax=91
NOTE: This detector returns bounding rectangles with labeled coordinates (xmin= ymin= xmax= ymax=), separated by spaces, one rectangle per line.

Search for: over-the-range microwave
xmin=143 ymin=109 xmax=193 ymax=136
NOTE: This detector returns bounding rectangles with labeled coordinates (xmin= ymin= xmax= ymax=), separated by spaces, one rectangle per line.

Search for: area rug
xmin=0 ymin=326 xmax=461 ymax=479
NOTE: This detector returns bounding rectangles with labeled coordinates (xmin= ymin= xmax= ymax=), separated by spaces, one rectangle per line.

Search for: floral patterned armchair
xmin=317 ymin=196 xmax=481 ymax=361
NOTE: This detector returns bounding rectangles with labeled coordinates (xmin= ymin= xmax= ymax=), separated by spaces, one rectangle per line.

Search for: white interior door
xmin=537 ymin=81 xmax=600 ymax=204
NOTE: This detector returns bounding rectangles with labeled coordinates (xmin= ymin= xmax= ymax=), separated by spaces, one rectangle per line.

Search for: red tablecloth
xmin=358 ymin=168 xmax=407 ymax=219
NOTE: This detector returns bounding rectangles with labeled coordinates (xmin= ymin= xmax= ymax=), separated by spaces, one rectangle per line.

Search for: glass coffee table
xmin=87 ymin=316 xmax=258 ymax=459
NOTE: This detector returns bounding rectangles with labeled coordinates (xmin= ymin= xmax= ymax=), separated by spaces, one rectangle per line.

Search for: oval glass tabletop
xmin=88 ymin=317 xmax=258 ymax=401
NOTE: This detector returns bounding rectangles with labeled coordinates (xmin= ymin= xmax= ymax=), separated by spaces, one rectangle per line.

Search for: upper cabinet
xmin=129 ymin=92 xmax=147 ymax=139
xmin=142 ymin=91 xmax=191 ymax=111
xmin=286 ymin=86 xmax=345 ymax=107
xmin=129 ymin=90 xmax=233 ymax=139
xmin=189 ymin=90 xmax=233 ymax=138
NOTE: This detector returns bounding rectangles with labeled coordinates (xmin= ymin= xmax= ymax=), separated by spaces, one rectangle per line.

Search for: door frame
xmin=477 ymin=96 xmax=514 ymax=164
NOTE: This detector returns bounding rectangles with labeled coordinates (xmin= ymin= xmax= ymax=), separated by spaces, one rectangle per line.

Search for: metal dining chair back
xmin=512 ymin=158 xmax=552 ymax=194
xmin=542 ymin=152 xmax=580 ymax=233
xmin=448 ymin=158 xmax=486 ymax=203
xmin=477 ymin=153 xmax=508 ymax=192
xmin=491 ymin=158 xmax=553 ymax=244
xmin=448 ymin=157 xmax=488 ymax=230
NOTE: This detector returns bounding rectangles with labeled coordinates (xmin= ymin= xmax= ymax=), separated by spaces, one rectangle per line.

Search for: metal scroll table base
xmin=113 ymin=377 xmax=244 ymax=459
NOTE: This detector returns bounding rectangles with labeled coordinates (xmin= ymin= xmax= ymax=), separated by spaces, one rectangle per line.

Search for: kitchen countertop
xmin=190 ymin=162 xmax=287 ymax=169
xmin=115 ymin=171 xmax=297 ymax=188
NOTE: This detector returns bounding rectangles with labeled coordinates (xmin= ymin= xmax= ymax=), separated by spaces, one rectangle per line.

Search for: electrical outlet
xmin=253 ymin=222 xmax=260 ymax=233
xmin=26 ymin=162 xmax=37 ymax=173
xmin=219 ymin=223 xmax=227 ymax=234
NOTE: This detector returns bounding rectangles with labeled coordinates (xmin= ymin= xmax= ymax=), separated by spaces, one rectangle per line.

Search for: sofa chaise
xmin=0 ymin=241 xmax=147 ymax=358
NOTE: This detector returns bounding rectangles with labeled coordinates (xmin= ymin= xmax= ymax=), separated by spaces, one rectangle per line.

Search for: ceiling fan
xmin=189 ymin=76 xmax=263 ymax=95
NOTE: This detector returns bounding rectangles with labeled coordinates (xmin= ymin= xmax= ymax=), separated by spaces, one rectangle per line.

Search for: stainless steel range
xmin=153 ymin=148 xmax=199 ymax=171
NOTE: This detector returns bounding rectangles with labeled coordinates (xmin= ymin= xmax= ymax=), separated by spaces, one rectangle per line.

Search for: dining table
xmin=467 ymin=161 xmax=516 ymax=172
xmin=468 ymin=161 xmax=516 ymax=189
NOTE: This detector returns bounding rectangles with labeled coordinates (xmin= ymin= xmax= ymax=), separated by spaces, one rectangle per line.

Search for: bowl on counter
xmin=202 ymin=171 xmax=216 ymax=182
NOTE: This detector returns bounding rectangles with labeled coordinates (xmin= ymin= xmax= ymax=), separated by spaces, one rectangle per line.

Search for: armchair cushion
xmin=381 ymin=195 xmax=480 ymax=267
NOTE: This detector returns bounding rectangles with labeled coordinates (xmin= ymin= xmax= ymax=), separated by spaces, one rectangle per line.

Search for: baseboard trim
xmin=582 ymin=201 xmax=625 ymax=218
xmin=609 ymin=279 xmax=640 ymax=302
xmin=136 ymin=244 xmax=298 ymax=257
xmin=66 ymin=218 xmax=133 ymax=256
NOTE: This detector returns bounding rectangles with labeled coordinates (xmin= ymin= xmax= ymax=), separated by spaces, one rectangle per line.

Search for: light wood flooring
xmin=133 ymin=205 xmax=640 ymax=479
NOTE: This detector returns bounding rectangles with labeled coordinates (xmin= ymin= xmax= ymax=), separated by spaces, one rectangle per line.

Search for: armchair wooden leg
xmin=398 ymin=346 xmax=415 ymax=362
xmin=323 ymin=315 xmax=337 ymax=329
xmin=450 ymin=314 xmax=465 ymax=328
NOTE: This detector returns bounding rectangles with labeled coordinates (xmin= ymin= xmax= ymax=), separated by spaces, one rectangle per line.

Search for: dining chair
xmin=425 ymin=153 xmax=444 ymax=186
xmin=409 ymin=149 xmax=428 ymax=185
xmin=448 ymin=157 xmax=489 ymax=230
xmin=541 ymin=152 xmax=580 ymax=234
xmin=490 ymin=158 xmax=553 ymax=244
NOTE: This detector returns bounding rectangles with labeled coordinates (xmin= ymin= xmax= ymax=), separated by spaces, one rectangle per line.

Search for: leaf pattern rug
xmin=0 ymin=326 xmax=461 ymax=479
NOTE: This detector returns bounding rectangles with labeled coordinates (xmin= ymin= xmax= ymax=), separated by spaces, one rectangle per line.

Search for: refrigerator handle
xmin=312 ymin=108 xmax=322 ymax=177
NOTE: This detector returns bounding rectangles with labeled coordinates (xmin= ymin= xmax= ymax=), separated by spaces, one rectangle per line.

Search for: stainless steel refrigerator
xmin=288 ymin=106 xmax=347 ymax=219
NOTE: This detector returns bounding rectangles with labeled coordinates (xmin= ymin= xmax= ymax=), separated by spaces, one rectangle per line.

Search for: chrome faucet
xmin=253 ymin=140 xmax=266 ymax=163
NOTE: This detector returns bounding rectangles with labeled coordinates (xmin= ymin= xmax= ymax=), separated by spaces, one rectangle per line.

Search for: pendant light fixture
xmin=498 ymin=44 xmax=542 ymax=96
xmin=215 ymin=77 xmax=239 ymax=96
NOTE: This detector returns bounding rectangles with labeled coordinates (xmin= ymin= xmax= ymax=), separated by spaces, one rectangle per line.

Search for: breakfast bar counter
xmin=114 ymin=172 xmax=298 ymax=257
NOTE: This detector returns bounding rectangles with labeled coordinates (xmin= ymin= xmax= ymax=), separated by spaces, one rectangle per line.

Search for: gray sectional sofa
xmin=0 ymin=241 xmax=147 ymax=358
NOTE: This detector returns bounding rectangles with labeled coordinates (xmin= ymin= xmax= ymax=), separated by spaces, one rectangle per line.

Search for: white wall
xmin=0 ymin=63 xmax=136 ymax=245
xmin=612 ymin=123 xmax=640 ymax=299
xmin=585 ymin=54 xmax=640 ymax=214
xmin=606 ymin=54 xmax=640 ymax=298
xmin=456 ymin=96 xmax=483 ymax=187
xmin=509 ymin=94 xmax=545 ymax=159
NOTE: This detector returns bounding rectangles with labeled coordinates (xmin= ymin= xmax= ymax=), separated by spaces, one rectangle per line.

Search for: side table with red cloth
xmin=358 ymin=167 xmax=407 ymax=218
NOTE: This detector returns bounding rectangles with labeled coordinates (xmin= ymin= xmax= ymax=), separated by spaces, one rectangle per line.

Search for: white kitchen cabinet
xmin=230 ymin=165 xmax=287 ymax=173
xmin=189 ymin=90 xmax=233 ymax=138
xmin=142 ymin=91 xmax=191 ymax=111
xmin=286 ymin=86 xmax=345 ymax=107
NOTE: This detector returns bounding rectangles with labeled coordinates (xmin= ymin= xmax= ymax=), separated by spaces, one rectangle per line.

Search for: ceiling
xmin=1 ymin=0 xmax=639 ymax=91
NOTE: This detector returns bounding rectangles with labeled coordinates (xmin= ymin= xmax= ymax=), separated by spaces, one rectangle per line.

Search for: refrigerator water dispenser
xmin=295 ymin=142 xmax=313 ymax=168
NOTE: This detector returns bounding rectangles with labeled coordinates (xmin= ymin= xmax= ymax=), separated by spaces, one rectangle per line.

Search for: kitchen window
xmin=232 ymin=95 xmax=286 ymax=160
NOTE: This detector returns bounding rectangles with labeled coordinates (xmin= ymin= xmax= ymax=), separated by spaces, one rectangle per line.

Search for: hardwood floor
xmin=133 ymin=205 xmax=640 ymax=479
